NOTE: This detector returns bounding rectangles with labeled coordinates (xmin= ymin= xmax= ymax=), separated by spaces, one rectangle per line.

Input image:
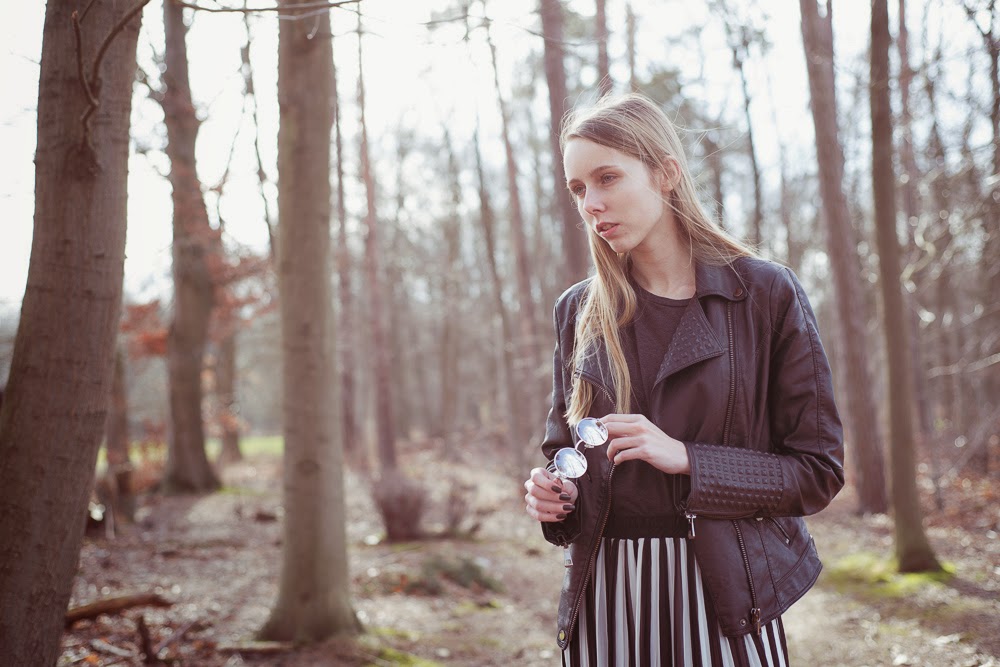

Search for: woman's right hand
xmin=523 ymin=467 xmax=578 ymax=522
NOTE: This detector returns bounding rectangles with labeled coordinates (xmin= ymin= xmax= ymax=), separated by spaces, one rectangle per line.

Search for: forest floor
xmin=60 ymin=442 xmax=1000 ymax=667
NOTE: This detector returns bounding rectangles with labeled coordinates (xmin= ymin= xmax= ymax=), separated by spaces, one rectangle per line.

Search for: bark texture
xmin=0 ymin=2 xmax=142 ymax=663
xmin=258 ymin=0 xmax=360 ymax=641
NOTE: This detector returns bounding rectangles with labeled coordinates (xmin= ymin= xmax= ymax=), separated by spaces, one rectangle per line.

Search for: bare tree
xmin=161 ymin=0 xmax=220 ymax=493
xmin=871 ymin=0 xmax=942 ymax=571
xmin=962 ymin=0 xmax=1000 ymax=471
xmin=800 ymin=0 xmax=889 ymax=514
xmin=331 ymin=34 xmax=362 ymax=469
xmin=357 ymin=15 xmax=397 ymax=473
xmin=595 ymin=0 xmax=612 ymax=96
xmin=540 ymin=0 xmax=590 ymax=285
xmin=0 ymin=1 xmax=144 ymax=663
xmin=485 ymin=16 xmax=543 ymax=437
xmin=258 ymin=0 xmax=360 ymax=641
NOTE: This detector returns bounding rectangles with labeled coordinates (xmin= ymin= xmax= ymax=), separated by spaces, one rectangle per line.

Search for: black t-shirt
xmin=605 ymin=281 xmax=691 ymax=538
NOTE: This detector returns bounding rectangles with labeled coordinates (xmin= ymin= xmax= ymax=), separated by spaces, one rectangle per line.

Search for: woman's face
xmin=563 ymin=137 xmax=673 ymax=255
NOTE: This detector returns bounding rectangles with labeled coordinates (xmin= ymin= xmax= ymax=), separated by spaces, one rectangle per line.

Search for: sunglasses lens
xmin=553 ymin=447 xmax=588 ymax=478
xmin=576 ymin=417 xmax=608 ymax=447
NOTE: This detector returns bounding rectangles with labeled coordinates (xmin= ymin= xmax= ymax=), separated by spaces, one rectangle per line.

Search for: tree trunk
xmin=732 ymin=45 xmax=763 ymax=248
xmin=439 ymin=129 xmax=463 ymax=440
xmin=486 ymin=20 xmax=543 ymax=446
xmin=964 ymin=2 xmax=1000 ymax=472
xmin=216 ymin=331 xmax=242 ymax=464
xmin=595 ymin=0 xmax=612 ymax=96
xmin=540 ymin=0 xmax=590 ymax=285
xmin=161 ymin=0 xmax=220 ymax=493
xmin=800 ymin=0 xmax=889 ymax=514
xmin=870 ymin=0 xmax=941 ymax=572
xmin=357 ymin=16 xmax=398 ymax=474
xmin=106 ymin=343 xmax=136 ymax=522
xmin=924 ymin=75 xmax=962 ymax=440
xmin=258 ymin=0 xmax=360 ymax=641
xmin=625 ymin=3 xmax=637 ymax=91
xmin=473 ymin=115 xmax=522 ymax=464
xmin=0 ymin=2 xmax=142 ymax=663
xmin=701 ymin=129 xmax=726 ymax=229
xmin=331 ymin=42 xmax=362 ymax=470
xmin=896 ymin=0 xmax=935 ymax=450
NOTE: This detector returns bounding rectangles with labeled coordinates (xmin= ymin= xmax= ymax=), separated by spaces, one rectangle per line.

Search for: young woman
xmin=523 ymin=93 xmax=845 ymax=666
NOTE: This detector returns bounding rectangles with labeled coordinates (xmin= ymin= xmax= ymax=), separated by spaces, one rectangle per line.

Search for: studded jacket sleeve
xmin=682 ymin=267 xmax=845 ymax=519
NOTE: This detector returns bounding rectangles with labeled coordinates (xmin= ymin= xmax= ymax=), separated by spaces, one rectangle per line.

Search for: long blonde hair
xmin=562 ymin=93 xmax=757 ymax=424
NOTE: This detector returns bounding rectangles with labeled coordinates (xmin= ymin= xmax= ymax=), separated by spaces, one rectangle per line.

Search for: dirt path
xmin=61 ymin=453 xmax=999 ymax=666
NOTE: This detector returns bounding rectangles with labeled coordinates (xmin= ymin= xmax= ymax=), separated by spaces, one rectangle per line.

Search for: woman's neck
xmin=629 ymin=225 xmax=696 ymax=300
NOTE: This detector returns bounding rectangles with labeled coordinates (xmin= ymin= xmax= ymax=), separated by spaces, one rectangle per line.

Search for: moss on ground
xmin=822 ymin=551 xmax=955 ymax=598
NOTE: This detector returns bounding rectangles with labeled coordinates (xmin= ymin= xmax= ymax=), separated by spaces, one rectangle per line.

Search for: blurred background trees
xmin=2 ymin=0 xmax=999 ymax=653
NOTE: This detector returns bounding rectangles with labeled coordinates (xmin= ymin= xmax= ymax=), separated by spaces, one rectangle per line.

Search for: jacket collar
xmin=694 ymin=259 xmax=750 ymax=301
xmin=575 ymin=260 xmax=748 ymax=395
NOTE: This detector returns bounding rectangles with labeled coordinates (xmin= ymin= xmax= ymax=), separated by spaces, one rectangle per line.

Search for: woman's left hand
xmin=601 ymin=413 xmax=691 ymax=474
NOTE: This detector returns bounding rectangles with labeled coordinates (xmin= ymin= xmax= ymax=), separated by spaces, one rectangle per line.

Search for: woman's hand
xmin=602 ymin=413 xmax=691 ymax=474
xmin=523 ymin=467 xmax=578 ymax=523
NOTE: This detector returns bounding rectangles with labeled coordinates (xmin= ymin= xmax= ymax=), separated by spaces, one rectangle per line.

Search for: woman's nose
xmin=583 ymin=189 xmax=604 ymax=215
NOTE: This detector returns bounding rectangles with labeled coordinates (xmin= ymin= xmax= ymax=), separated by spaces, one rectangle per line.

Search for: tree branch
xmin=171 ymin=0 xmax=359 ymax=14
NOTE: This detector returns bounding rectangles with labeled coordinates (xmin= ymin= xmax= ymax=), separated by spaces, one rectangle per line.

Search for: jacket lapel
xmin=653 ymin=260 xmax=748 ymax=386
xmin=653 ymin=296 xmax=724 ymax=385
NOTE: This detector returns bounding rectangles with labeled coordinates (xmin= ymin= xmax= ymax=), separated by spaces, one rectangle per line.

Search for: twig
xmin=172 ymin=0 xmax=359 ymax=14
xmin=90 ymin=638 xmax=137 ymax=658
xmin=71 ymin=0 xmax=152 ymax=170
xmin=71 ymin=12 xmax=99 ymax=109
xmin=91 ymin=0 xmax=153 ymax=88
xmin=65 ymin=592 xmax=173 ymax=628
xmin=216 ymin=640 xmax=295 ymax=654
xmin=152 ymin=618 xmax=199 ymax=656
xmin=136 ymin=614 xmax=160 ymax=665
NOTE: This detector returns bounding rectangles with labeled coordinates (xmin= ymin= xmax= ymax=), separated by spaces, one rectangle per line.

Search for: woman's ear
xmin=659 ymin=158 xmax=681 ymax=194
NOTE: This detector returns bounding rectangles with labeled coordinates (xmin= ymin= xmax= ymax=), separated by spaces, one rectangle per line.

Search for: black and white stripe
xmin=562 ymin=537 xmax=789 ymax=667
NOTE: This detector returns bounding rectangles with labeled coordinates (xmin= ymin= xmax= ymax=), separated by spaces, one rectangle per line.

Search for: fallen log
xmin=65 ymin=592 xmax=172 ymax=628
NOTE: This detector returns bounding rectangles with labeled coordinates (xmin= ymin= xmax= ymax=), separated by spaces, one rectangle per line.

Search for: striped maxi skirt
xmin=562 ymin=536 xmax=789 ymax=667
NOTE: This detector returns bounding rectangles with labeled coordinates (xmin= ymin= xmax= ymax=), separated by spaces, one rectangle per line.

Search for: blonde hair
xmin=562 ymin=93 xmax=756 ymax=424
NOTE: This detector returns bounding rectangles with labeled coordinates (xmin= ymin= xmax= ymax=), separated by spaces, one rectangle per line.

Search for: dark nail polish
xmin=556 ymin=513 xmax=567 ymax=520
xmin=563 ymin=504 xmax=575 ymax=512
xmin=559 ymin=493 xmax=572 ymax=501
xmin=551 ymin=484 xmax=562 ymax=493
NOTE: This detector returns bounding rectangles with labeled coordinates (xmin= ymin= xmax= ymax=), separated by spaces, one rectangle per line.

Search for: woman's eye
xmin=601 ymin=173 xmax=616 ymax=185
xmin=570 ymin=185 xmax=585 ymax=197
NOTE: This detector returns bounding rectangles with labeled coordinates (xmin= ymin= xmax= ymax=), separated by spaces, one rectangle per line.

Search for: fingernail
xmin=551 ymin=484 xmax=562 ymax=493
xmin=556 ymin=513 xmax=567 ymax=519
xmin=559 ymin=493 xmax=572 ymax=501
xmin=563 ymin=504 xmax=575 ymax=511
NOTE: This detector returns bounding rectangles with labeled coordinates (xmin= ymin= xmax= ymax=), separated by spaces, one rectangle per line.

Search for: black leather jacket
xmin=540 ymin=257 xmax=845 ymax=648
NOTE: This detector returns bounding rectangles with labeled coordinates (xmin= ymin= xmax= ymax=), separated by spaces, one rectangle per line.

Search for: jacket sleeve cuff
xmin=540 ymin=498 xmax=583 ymax=546
xmin=682 ymin=442 xmax=783 ymax=517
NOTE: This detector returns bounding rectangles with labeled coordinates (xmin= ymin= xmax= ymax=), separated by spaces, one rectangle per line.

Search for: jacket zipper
xmin=566 ymin=461 xmax=615 ymax=642
xmin=732 ymin=520 xmax=762 ymax=635
xmin=723 ymin=302 xmax=736 ymax=446
xmin=577 ymin=368 xmax=614 ymax=406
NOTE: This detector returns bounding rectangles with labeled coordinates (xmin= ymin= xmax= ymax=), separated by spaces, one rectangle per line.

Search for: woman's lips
xmin=597 ymin=222 xmax=619 ymax=238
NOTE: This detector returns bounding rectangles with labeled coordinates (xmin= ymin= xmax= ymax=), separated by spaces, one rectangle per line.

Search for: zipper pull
xmin=750 ymin=607 xmax=761 ymax=636
xmin=685 ymin=512 xmax=697 ymax=539
xmin=563 ymin=547 xmax=573 ymax=568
